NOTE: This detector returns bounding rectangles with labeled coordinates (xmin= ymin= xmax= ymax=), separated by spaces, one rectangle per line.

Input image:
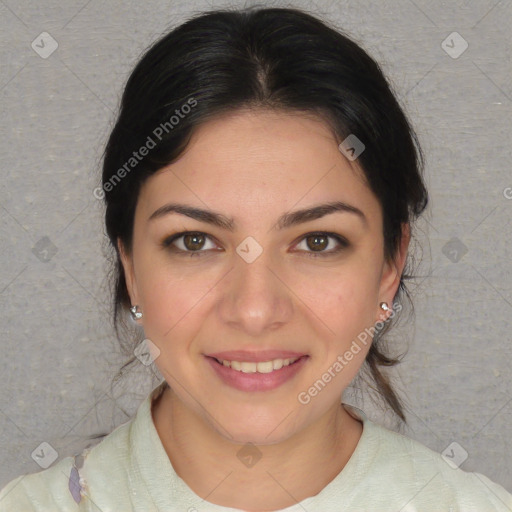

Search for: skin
xmin=119 ymin=108 xmax=409 ymax=511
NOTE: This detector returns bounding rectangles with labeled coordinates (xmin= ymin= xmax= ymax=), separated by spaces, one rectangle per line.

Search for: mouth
xmin=211 ymin=355 xmax=303 ymax=374
xmin=205 ymin=354 xmax=309 ymax=392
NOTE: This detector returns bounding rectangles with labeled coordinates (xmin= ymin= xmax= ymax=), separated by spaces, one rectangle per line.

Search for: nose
xmin=217 ymin=249 xmax=294 ymax=337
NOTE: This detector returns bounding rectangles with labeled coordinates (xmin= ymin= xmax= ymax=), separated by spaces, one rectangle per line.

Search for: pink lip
xmin=206 ymin=350 xmax=307 ymax=362
xmin=205 ymin=354 xmax=309 ymax=392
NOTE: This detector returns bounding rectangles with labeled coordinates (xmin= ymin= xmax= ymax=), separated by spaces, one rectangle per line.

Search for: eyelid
xmin=161 ymin=230 xmax=349 ymax=256
xmin=291 ymin=232 xmax=349 ymax=257
xmin=161 ymin=231 xmax=221 ymax=253
xmin=293 ymin=231 xmax=348 ymax=245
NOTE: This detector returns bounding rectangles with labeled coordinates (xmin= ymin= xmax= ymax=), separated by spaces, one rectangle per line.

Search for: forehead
xmin=136 ymin=109 xmax=381 ymax=227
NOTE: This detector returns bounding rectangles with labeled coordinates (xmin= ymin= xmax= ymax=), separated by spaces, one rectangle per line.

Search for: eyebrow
xmin=148 ymin=200 xmax=367 ymax=230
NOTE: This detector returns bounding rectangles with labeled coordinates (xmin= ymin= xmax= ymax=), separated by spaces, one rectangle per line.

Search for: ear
xmin=118 ymin=238 xmax=140 ymax=307
xmin=377 ymin=223 xmax=410 ymax=318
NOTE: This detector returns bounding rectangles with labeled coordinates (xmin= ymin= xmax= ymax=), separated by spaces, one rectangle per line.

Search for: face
xmin=120 ymin=108 xmax=408 ymax=445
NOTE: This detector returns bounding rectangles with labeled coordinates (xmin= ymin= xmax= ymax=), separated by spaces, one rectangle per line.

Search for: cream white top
xmin=1 ymin=381 xmax=511 ymax=511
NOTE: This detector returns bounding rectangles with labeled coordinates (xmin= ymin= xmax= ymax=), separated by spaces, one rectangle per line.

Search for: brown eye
xmin=294 ymin=232 xmax=349 ymax=258
xmin=305 ymin=234 xmax=329 ymax=252
xmin=183 ymin=232 xmax=206 ymax=251
xmin=162 ymin=231 xmax=219 ymax=257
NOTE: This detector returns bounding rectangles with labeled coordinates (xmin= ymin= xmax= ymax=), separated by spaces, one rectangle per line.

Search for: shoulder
xmin=0 ymin=456 xmax=78 ymax=512
xmin=0 ymin=419 xmax=134 ymax=512
xmin=0 ymin=383 xmax=166 ymax=512
xmin=361 ymin=417 xmax=512 ymax=510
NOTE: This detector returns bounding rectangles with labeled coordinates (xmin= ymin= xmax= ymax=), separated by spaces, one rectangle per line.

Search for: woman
xmin=1 ymin=6 xmax=511 ymax=511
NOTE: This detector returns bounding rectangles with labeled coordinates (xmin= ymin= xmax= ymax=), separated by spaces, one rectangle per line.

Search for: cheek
xmin=287 ymin=264 xmax=382 ymax=388
xmin=135 ymin=259 xmax=210 ymax=341
xmin=293 ymin=262 xmax=381 ymax=327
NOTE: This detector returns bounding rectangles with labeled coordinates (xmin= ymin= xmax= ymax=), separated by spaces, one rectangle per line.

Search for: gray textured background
xmin=1 ymin=0 xmax=511 ymax=494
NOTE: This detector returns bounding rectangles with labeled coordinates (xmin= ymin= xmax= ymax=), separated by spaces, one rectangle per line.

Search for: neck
xmin=151 ymin=385 xmax=363 ymax=511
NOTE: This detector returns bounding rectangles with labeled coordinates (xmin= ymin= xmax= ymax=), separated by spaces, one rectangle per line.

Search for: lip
xmin=205 ymin=350 xmax=307 ymax=363
xmin=205 ymin=354 xmax=309 ymax=392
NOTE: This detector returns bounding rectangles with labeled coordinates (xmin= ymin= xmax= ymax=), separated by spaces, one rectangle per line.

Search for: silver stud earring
xmin=379 ymin=302 xmax=390 ymax=312
xmin=130 ymin=305 xmax=143 ymax=320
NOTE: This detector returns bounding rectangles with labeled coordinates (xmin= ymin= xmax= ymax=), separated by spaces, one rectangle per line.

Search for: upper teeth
xmin=218 ymin=357 xmax=301 ymax=374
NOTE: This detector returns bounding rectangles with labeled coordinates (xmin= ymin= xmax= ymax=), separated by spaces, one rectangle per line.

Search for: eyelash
xmin=161 ymin=231 xmax=349 ymax=259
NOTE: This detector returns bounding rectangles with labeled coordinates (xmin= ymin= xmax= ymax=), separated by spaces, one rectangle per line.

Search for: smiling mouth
xmin=210 ymin=356 xmax=306 ymax=374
